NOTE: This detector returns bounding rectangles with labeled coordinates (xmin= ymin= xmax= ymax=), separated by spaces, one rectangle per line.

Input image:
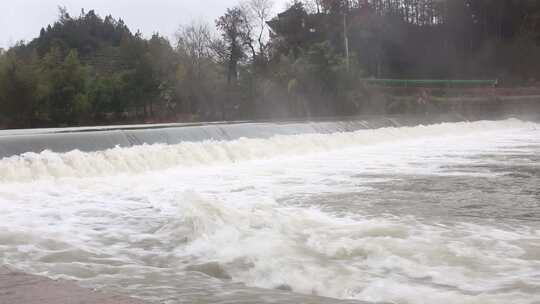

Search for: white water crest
xmin=0 ymin=119 xmax=539 ymax=304
xmin=0 ymin=119 xmax=536 ymax=182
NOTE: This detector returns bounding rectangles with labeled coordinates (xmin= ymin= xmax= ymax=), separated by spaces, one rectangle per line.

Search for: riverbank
xmin=0 ymin=267 xmax=145 ymax=304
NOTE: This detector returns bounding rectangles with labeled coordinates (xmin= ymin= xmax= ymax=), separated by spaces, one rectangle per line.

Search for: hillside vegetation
xmin=1 ymin=1 xmax=539 ymax=128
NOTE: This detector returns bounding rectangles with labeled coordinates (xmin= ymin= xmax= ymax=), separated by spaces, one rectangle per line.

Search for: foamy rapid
xmin=0 ymin=119 xmax=539 ymax=304
xmin=162 ymin=191 xmax=540 ymax=304
xmin=0 ymin=119 xmax=536 ymax=182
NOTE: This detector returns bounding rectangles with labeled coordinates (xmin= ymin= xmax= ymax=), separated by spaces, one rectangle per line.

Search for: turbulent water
xmin=0 ymin=119 xmax=539 ymax=304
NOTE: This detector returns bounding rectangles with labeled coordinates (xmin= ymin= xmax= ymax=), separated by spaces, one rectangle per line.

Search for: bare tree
xmin=175 ymin=21 xmax=219 ymax=117
xmin=242 ymin=0 xmax=275 ymax=57
xmin=303 ymin=0 xmax=323 ymax=13
xmin=176 ymin=21 xmax=213 ymax=73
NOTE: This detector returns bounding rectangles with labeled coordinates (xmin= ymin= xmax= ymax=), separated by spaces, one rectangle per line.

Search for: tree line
xmin=1 ymin=0 xmax=539 ymax=128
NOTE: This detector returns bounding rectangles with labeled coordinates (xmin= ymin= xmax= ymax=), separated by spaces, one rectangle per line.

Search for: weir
xmin=0 ymin=114 xmax=469 ymax=159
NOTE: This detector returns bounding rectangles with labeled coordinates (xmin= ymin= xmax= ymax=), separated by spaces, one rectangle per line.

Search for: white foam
xmin=0 ymin=119 xmax=536 ymax=183
xmin=0 ymin=119 xmax=539 ymax=303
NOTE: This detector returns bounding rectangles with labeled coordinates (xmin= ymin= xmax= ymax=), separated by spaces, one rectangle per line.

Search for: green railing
xmin=364 ymin=79 xmax=497 ymax=88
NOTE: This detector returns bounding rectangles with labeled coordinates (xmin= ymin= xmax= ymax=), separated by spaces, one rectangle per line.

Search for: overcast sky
xmin=0 ymin=0 xmax=290 ymax=49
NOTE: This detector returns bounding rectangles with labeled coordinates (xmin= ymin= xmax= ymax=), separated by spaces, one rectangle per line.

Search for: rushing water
xmin=0 ymin=119 xmax=539 ymax=304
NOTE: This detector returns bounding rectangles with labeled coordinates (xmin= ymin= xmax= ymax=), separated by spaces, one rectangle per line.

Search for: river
xmin=0 ymin=119 xmax=539 ymax=304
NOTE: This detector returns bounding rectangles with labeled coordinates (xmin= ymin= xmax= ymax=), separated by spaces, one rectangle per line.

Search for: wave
xmin=154 ymin=190 xmax=540 ymax=303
